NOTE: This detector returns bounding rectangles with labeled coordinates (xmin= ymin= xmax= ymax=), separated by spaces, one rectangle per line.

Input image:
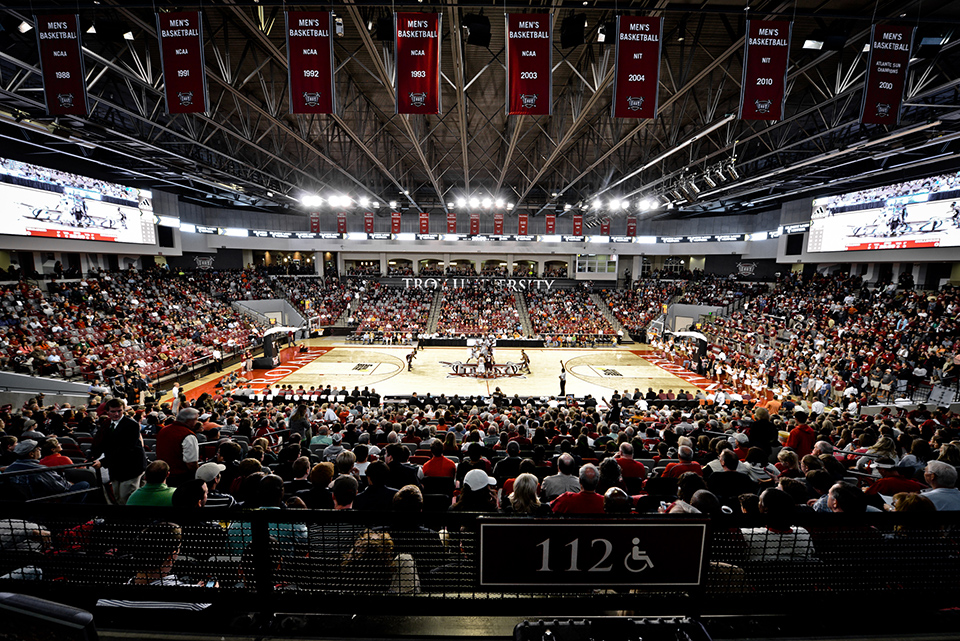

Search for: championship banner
xmin=493 ymin=213 xmax=504 ymax=235
xmin=611 ymin=16 xmax=662 ymax=119
xmin=860 ymin=24 xmax=915 ymax=125
xmin=572 ymin=215 xmax=583 ymax=235
xmin=506 ymin=13 xmax=552 ymax=115
xmin=626 ymin=216 xmax=637 ymax=236
xmin=286 ymin=11 xmax=335 ymax=114
xmin=600 ymin=218 xmax=611 ymax=235
xmin=545 ymin=214 xmax=556 ymax=234
xmin=470 ymin=213 xmax=480 ymax=235
xmin=739 ymin=20 xmax=792 ymax=120
xmin=364 ymin=212 xmax=374 ymax=233
xmin=419 ymin=211 xmax=430 ymax=234
xmin=337 ymin=213 xmax=347 ymax=234
xmin=309 ymin=212 xmax=320 ymax=233
xmin=447 ymin=212 xmax=457 ymax=233
xmin=391 ymin=211 xmax=402 ymax=234
xmin=35 ymin=15 xmax=88 ymax=116
xmin=157 ymin=11 xmax=208 ymax=114
xmin=395 ymin=13 xmax=441 ymax=115
xmin=518 ymin=213 xmax=528 ymax=235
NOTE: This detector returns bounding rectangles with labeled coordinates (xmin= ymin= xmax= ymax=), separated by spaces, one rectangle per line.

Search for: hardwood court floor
xmin=177 ymin=338 xmax=701 ymax=402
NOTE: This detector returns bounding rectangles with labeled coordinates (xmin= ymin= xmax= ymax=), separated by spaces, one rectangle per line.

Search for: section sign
xmin=35 ymin=14 xmax=88 ymax=116
xmin=395 ymin=12 xmax=441 ymax=114
xmin=286 ymin=11 xmax=335 ymax=114
xmin=506 ymin=13 xmax=552 ymax=115
xmin=611 ymin=16 xmax=662 ymax=119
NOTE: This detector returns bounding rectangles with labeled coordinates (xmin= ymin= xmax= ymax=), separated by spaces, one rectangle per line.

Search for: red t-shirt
xmin=616 ymin=458 xmax=647 ymax=479
xmin=422 ymin=455 xmax=456 ymax=478
xmin=865 ymin=477 xmax=925 ymax=496
xmin=551 ymin=491 xmax=605 ymax=514
xmin=663 ymin=461 xmax=703 ymax=478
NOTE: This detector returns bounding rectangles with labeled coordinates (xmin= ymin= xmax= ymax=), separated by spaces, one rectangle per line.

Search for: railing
xmin=0 ymin=505 xmax=957 ymax=626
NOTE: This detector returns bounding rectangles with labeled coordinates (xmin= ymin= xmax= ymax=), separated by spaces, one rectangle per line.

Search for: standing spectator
xmin=90 ymin=398 xmax=147 ymax=504
xmin=786 ymin=411 xmax=816 ymax=457
xmin=156 ymin=408 xmax=201 ymax=487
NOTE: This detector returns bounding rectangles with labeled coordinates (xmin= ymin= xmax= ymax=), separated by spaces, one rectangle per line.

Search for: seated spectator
xmin=741 ymin=488 xmax=815 ymax=561
xmin=4 ymin=439 xmax=88 ymax=501
xmin=663 ymin=446 xmax=703 ymax=478
xmin=540 ymin=453 xmax=581 ymax=501
xmin=921 ymin=460 xmax=960 ymax=511
xmin=552 ymin=463 xmax=605 ymax=514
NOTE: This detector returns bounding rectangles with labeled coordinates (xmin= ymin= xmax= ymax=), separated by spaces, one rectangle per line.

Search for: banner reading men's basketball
xmin=364 ymin=212 xmax=374 ymax=233
xmin=860 ymin=24 xmax=915 ymax=125
xmin=506 ymin=13 xmax=552 ymax=115
xmin=494 ymin=213 xmax=504 ymax=235
xmin=286 ymin=11 xmax=335 ymax=114
xmin=600 ymin=218 xmax=611 ymax=235
xmin=419 ymin=212 xmax=430 ymax=234
xmin=626 ymin=216 xmax=637 ymax=236
xmin=157 ymin=12 xmax=208 ymax=114
xmin=518 ymin=213 xmax=528 ymax=235
xmin=739 ymin=20 xmax=792 ymax=120
xmin=572 ymin=215 xmax=583 ymax=235
xmin=391 ymin=211 xmax=402 ymax=233
xmin=611 ymin=16 xmax=662 ymax=119
xmin=545 ymin=214 xmax=556 ymax=234
xmin=337 ymin=213 xmax=347 ymax=234
xmin=395 ymin=13 xmax=441 ymax=114
xmin=35 ymin=15 xmax=88 ymax=116
xmin=470 ymin=213 xmax=480 ymax=235
xmin=447 ymin=212 xmax=457 ymax=233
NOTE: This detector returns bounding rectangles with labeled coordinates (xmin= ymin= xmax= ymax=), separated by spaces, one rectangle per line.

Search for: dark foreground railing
xmin=1 ymin=504 xmax=959 ymax=624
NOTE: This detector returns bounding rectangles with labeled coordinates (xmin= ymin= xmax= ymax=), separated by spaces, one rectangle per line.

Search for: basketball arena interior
xmin=1 ymin=0 xmax=960 ymax=639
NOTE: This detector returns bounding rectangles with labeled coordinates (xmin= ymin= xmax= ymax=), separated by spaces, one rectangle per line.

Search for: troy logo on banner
xmin=303 ymin=92 xmax=322 ymax=107
xmin=57 ymin=94 xmax=76 ymax=108
xmin=754 ymin=99 xmax=772 ymax=113
xmin=519 ymin=94 xmax=539 ymax=109
xmin=409 ymin=92 xmax=427 ymax=107
xmin=178 ymin=91 xmax=194 ymax=106
xmin=626 ymin=96 xmax=644 ymax=111
xmin=875 ymin=103 xmax=891 ymax=118
xmin=739 ymin=20 xmax=792 ymax=121
xmin=611 ymin=16 xmax=663 ymax=119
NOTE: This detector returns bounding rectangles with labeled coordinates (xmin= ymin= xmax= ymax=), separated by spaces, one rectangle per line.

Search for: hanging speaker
xmin=561 ymin=13 xmax=586 ymax=48
xmin=376 ymin=17 xmax=393 ymax=42
xmin=463 ymin=13 xmax=491 ymax=47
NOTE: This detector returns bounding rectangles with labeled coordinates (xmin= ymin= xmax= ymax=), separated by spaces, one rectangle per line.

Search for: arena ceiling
xmin=1 ymin=0 xmax=960 ymax=224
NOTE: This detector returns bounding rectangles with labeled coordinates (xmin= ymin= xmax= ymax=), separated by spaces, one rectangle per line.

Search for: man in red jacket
xmin=786 ymin=411 xmax=816 ymax=457
xmin=156 ymin=407 xmax=201 ymax=487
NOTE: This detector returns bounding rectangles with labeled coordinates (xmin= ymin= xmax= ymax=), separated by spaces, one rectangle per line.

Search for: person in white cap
xmin=196 ymin=462 xmax=236 ymax=508
xmin=450 ymin=469 xmax=497 ymax=511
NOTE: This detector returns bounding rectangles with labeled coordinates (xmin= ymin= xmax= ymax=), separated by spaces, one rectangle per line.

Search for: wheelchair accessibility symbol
xmin=624 ymin=538 xmax=654 ymax=573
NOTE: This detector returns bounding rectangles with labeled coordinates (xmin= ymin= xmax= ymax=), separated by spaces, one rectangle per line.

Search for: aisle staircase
xmin=516 ymin=293 xmax=534 ymax=337
xmin=426 ymin=290 xmax=443 ymax=333
xmin=589 ymin=293 xmax=634 ymax=344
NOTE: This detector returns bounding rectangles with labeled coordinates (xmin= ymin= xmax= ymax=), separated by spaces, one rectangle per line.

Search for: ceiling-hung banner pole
xmin=35 ymin=14 xmax=88 ymax=116
xmin=470 ymin=213 xmax=480 ymax=235
xmin=157 ymin=11 xmax=208 ymax=114
xmin=447 ymin=212 xmax=457 ymax=233
xmin=739 ymin=20 xmax=792 ymax=120
xmin=506 ymin=13 xmax=552 ymax=115
xmin=364 ymin=212 xmax=374 ymax=233
xmin=611 ymin=16 xmax=662 ymax=119
xmin=395 ymin=12 xmax=441 ymax=115
xmin=494 ymin=212 xmax=504 ymax=235
xmin=626 ymin=217 xmax=637 ymax=236
xmin=391 ymin=211 xmax=402 ymax=234
xmin=518 ymin=213 xmax=528 ymax=235
xmin=572 ymin=215 xmax=583 ymax=235
xmin=286 ymin=11 xmax=335 ymax=115
xmin=545 ymin=214 xmax=556 ymax=234
xmin=860 ymin=24 xmax=915 ymax=125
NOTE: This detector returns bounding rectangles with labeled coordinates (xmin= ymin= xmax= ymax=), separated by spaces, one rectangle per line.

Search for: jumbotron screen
xmin=0 ymin=157 xmax=155 ymax=244
xmin=808 ymin=171 xmax=960 ymax=252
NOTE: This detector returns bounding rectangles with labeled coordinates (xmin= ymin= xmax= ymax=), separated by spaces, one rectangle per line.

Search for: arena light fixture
xmin=18 ymin=21 xmax=32 ymax=33
xmin=495 ymin=198 xmax=505 ymax=208
xmin=638 ymin=199 xmax=651 ymax=211
xmin=456 ymin=197 xmax=467 ymax=208
xmin=481 ymin=197 xmax=492 ymax=208
xmin=506 ymin=203 xmax=514 ymax=210
xmin=358 ymin=196 xmax=370 ymax=207
xmin=592 ymin=197 xmax=601 ymax=210
xmin=608 ymin=199 xmax=621 ymax=210
xmin=469 ymin=197 xmax=480 ymax=207
xmin=388 ymin=200 xmax=397 ymax=208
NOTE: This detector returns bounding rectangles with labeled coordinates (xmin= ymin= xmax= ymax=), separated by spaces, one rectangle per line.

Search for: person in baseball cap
xmin=451 ymin=468 xmax=498 ymax=511
xmin=195 ymin=462 xmax=236 ymax=508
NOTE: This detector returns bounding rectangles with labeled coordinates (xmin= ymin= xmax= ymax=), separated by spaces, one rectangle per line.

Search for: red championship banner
xmin=419 ymin=212 xmax=430 ymax=234
xmin=364 ymin=212 xmax=374 ymax=233
xmin=572 ymin=215 xmax=583 ymax=235
xmin=600 ymin=218 xmax=611 ymax=235
xmin=470 ymin=213 xmax=480 ymax=235
xmin=626 ymin=216 xmax=637 ymax=236
xmin=337 ymin=213 xmax=347 ymax=234
xmin=395 ymin=13 xmax=441 ymax=115
xmin=545 ymin=214 xmax=556 ymax=234
xmin=494 ymin=213 xmax=504 ymax=235
xmin=157 ymin=12 xmax=208 ymax=114
xmin=861 ymin=24 xmax=915 ymax=125
xmin=391 ymin=211 xmax=402 ymax=233
xmin=447 ymin=212 xmax=457 ymax=233
xmin=739 ymin=20 xmax=792 ymax=120
xmin=309 ymin=212 xmax=320 ymax=233
xmin=286 ymin=11 xmax=335 ymax=114
xmin=506 ymin=13 xmax=552 ymax=115
xmin=611 ymin=16 xmax=662 ymax=119
xmin=35 ymin=15 xmax=88 ymax=116
xmin=518 ymin=213 xmax=528 ymax=235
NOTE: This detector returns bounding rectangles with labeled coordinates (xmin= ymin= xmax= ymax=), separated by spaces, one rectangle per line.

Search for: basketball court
xmin=177 ymin=338 xmax=717 ymax=402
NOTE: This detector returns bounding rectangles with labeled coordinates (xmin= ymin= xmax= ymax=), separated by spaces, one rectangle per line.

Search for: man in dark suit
xmin=90 ymin=398 xmax=147 ymax=505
